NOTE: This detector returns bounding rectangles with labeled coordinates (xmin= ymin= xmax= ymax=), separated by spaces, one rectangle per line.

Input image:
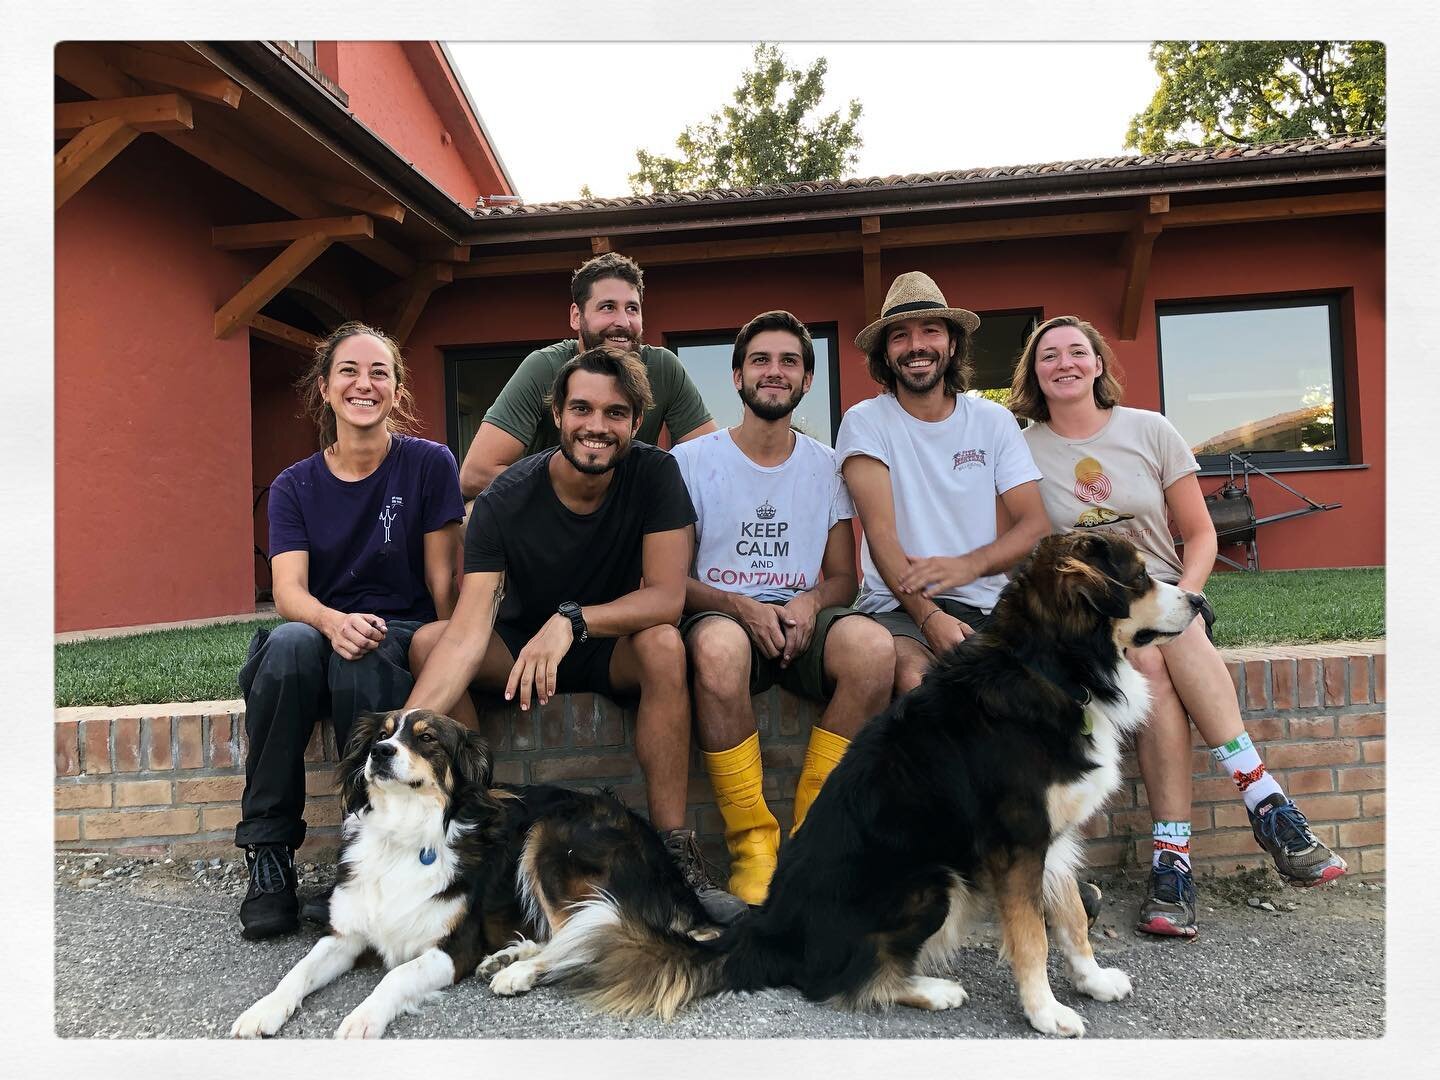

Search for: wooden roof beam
xmin=371 ymin=263 xmax=454 ymax=345
xmin=215 ymin=233 xmax=336 ymax=340
xmin=56 ymin=93 xmax=194 ymax=137
xmin=163 ymin=126 xmax=333 ymax=219
xmin=249 ymin=314 xmax=322 ymax=355
xmin=1117 ymin=195 xmax=1169 ymax=341
xmin=861 ymin=216 xmax=882 ymax=323
xmin=55 ymin=42 xmax=144 ymax=99
xmin=1164 ymin=189 xmax=1383 ymax=227
xmin=309 ymin=178 xmax=406 ymax=224
xmin=591 ymin=236 xmax=613 ymax=255
xmin=56 ymin=117 xmax=139 ymax=210
xmin=212 ymin=215 xmax=374 ymax=250
xmin=98 ymin=45 xmax=244 ymax=108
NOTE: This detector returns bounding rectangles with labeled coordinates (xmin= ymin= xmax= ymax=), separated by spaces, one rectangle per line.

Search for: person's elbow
xmin=655 ymin=580 xmax=686 ymax=625
xmin=459 ymin=458 xmax=499 ymax=499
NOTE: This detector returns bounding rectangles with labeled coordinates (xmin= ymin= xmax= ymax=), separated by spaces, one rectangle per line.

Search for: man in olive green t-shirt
xmin=458 ymin=252 xmax=716 ymax=497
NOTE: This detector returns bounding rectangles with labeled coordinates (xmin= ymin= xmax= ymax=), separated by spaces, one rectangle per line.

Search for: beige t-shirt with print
xmin=1023 ymin=406 xmax=1199 ymax=582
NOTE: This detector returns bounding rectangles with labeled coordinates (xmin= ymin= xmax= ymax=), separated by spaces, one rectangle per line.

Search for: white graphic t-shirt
xmin=670 ymin=428 xmax=854 ymax=602
xmin=835 ymin=392 xmax=1042 ymax=613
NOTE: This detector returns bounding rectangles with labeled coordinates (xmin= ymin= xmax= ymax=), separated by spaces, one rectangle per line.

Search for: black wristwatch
xmin=558 ymin=601 xmax=588 ymax=643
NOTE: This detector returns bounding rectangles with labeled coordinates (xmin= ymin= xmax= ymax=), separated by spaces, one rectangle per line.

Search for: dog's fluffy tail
xmin=559 ymin=895 xmax=733 ymax=1020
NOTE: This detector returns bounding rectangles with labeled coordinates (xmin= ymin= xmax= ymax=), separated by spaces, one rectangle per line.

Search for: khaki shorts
xmin=680 ymin=604 xmax=869 ymax=702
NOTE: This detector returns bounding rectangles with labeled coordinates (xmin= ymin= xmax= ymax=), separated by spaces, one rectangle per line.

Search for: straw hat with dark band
xmin=854 ymin=271 xmax=980 ymax=352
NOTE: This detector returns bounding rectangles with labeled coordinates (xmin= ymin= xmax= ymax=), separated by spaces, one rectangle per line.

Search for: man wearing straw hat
xmin=835 ymin=271 xmax=1052 ymax=696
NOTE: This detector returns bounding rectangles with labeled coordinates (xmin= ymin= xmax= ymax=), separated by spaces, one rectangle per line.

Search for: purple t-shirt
xmin=268 ymin=436 xmax=465 ymax=622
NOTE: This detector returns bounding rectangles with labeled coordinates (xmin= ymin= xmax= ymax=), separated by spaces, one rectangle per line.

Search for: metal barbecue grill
xmin=1197 ymin=453 xmax=1342 ymax=571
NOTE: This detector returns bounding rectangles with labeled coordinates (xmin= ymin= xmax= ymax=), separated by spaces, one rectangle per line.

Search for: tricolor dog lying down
xmin=481 ymin=532 xmax=1206 ymax=1037
xmin=229 ymin=709 xmax=717 ymax=1039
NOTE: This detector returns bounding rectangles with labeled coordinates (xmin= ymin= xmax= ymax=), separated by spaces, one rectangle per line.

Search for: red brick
xmin=1297 ymin=658 xmax=1321 ymax=708
xmin=687 ymin=773 xmax=718 ymax=805
xmin=1348 ymin=656 xmax=1371 ymax=704
xmin=474 ymin=705 xmax=512 ymax=751
xmin=1362 ymin=739 xmax=1385 ymax=763
xmin=1360 ymin=849 xmax=1385 ymax=874
xmin=82 ymin=809 xmax=198 ymax=839
xmin=210 ymin=714 xmax=236 ymax=769
xmin=569 ymin=694 xmax=598 ymax=747
xmin=1244 ymin=661 xmax=1268 ymax=710
xmin=1281 ymin=768 xmax=1335 ymax=795
xmin=1081 ymin=838 xmax=1127 ymax=869
xmin=530 ymin=754 xmax=640 ymax=783
xmin=1308 ymin=823 xmax=1338 ymax=846
xmin=1264 ymin=739 xmax=1360 ymax=769
xmin=1291 ymin=794 xmax=1359 ymax=821
xmin=1336 ymin=767 xmax=1384 ymax=792
xmin=1288 ymin=716 xmax=1335 ymax=739
xmin=1243 ymin=715 xmax=1286 ymax=742
xmin=1373 ymin=654 xmax=1385 ymax=703
xmin=301 ymin=722 xmax=324 ymax=764
xmin=1269 ymin=659 xmax=1296 ymax=710
xmin=175 ymin=716 xmax=203 ymax=769
xmin=1194 ymin=829 xmax=1271 ymax=857
xmin=760 ymin=744 xmax=806 ymax=771
xmin=304 ymin=768 xmax=338 ymax=796
xmin=1191 ymin=806 xmax=1213 ymax=831
xmin=114 ymin=717 xmax=141 ymax=773
xmin=80 ymin=718 xmax=110 ymax=774
xmin=1190 ymin=750 xmax=1214 ymax=777
xmin=1079 ymin=815 xmax=1110 ymax=839
xmin=55 ymin=721 xmax=79 ymax=777
xmin=1109 ymin=808 xmax=1153 ymax=834
xmin=1337 ymin=820 xmax=1384 ymax=848
xmin=778 ymin=691 xmax=803 ymax=737
xmin=1322 ymin=657 xmax=1346 ymax=706
xmin=201 ymin=805 xmax=243 ymax=832
xmin=510 ymin=711 xmax=537 ymax=751
xmin=177 ymin=776 xmax=247 ymax=803
xmin=146 ymin=716 xmax=173 ymax=770
xmin=492 ymin=759 xmax=525 ymax=786
xmin=55 ymin=782 xmax=111 ymax=810
xmin=1193 ymin=776 xmax=1246 ymax=803
xmin=1339 ymin=713 xmax=1384 ymax=737
xmin=1193 ymin=853 xmax=1267 ymax=874
xmin=115 ymin=780 xmax=172 ymax=807
xmin=1119 ymin=753 xmax=1142 ymax=780
xmin=56 ymin=815 xmax=80 ymax=842
xmin=1362 ymin=792 xmax=1385 ymax=816
xmin=306 ymin=797 xmax=344 ymax=827
xmin=538 ymin=699 xmax=567 ymax=749
xmin=590 ymin=698 xmax=624 ymax=746
xmin=1213 ymin=804 xmax=1250 ymax=829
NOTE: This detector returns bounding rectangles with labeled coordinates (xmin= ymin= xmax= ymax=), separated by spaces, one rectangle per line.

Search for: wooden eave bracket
xmin=55 ymin=93 xmax=195 ymax=136
xmin=372 ymin=263 xmax=454 ymax=345
xmin=1117 ymin=195 xmax=1169 ymax=341
xmin=212 ymin=215 xmax=374 ymax=250
xmin=215 ymin=232 xmax=339 ymax=340
xmin=249 ymin=314 xmax=322 ymax=355
xmin=97 ymin=44 xmax=244 ymax=108
xmin=56 ymin=116 xmax=141 ymax=210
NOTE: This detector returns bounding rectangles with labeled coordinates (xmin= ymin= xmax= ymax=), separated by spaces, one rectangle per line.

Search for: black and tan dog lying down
xmin=231 ymin=531 xmax=1203 ymax=1038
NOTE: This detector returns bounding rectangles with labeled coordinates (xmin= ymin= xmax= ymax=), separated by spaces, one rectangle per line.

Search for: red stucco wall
xmin=55 ymin=139 xmax=258 ymax=632
xmin=331 ymin=42 xmax=484 ymax=207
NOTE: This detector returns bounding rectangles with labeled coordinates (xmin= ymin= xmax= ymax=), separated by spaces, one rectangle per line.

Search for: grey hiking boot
xmin=663 ymin=828 xmax=749 ymax=926
xmin=1249 ymin=793 xmax=1348 ymax=886
xmin=1135 ymin=851 xmax=1198 ymax=937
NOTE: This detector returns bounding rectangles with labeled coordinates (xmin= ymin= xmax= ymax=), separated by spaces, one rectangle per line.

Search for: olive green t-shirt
xmin=482 ymin=340 xmax=712 ymax=456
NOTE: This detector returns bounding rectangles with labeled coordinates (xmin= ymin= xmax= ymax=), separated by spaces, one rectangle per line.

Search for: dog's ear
xmin=1057 ymin=539 xmax=1131 ymax=621
xmin=455 ymin=728 xmax=493 ymax=791
xmin=338 ymin=710 xmax=388 ymax=811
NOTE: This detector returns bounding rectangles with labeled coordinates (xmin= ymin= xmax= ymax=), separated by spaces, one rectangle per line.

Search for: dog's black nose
xmin=371 ymin=741 xmax=397 ymax=759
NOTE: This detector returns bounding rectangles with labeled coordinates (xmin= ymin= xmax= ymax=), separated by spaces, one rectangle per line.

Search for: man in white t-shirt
xmin=672 ymin=310 xmax=895 ymax=907
xmin=835 ymin=271 xmax=1052 ymax=694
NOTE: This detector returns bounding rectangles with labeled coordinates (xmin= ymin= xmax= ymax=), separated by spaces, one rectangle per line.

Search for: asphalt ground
xmin=53 ymin=850 xmax=1383 ymax=1042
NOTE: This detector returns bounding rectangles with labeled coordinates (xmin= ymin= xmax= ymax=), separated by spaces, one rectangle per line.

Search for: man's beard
xmin=739 ymin=379 xmax=804 ymax=422
xmin=559 ymin=431 xmax=629 ymax=475
xmin=578 ymin=317 xmax=643 ymax=354
xmin=891 ymin=348 xmax=949 ymax=394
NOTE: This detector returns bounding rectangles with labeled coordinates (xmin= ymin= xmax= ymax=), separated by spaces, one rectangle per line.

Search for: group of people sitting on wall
xmin=233 ymin=252 xmax=1348 ymax=946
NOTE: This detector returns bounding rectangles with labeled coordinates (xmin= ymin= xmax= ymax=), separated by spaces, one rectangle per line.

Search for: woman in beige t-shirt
xmin=1009 ymin=316 xmax=1346 ymax=938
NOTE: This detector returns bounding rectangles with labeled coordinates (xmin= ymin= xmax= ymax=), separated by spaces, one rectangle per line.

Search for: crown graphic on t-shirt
xmin=755 ymin=500 xmax=777 ymax=520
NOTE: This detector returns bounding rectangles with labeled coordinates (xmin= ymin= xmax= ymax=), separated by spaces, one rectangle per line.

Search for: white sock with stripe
xmin=1210 ymin=731 xmax=1285 ymax=812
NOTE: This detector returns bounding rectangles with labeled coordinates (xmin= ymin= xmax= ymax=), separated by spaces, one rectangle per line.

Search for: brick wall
xmin=54 ymin=643 xmax=1385 ymax=876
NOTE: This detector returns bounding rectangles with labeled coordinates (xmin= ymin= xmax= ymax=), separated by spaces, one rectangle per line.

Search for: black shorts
xmin=488 ymin=620 xmax=621 ymax=698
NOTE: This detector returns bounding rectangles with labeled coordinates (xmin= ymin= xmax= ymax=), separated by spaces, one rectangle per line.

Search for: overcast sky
xmin=447 ymin=42 xmax=1162 ymax=203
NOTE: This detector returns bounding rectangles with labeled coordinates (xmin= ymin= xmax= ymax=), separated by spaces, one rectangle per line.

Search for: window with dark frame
xmin=967 ymin=309 xmax=1041 ymax=408
xmin=667 ymin=324 xmax=842 ymax=446
xmin=1157 ymin=297 xmax=1348 ymax=470
xmin=442 ymin=341 xmax=552 ymax=464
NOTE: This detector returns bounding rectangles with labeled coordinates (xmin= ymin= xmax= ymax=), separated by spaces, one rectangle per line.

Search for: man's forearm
xmin=406 ymin=629 xmax=490 ymax=714
xmin=584 ymin=583 xmax=685 ymax=637
xmin=683 ymin=577 xmax=748 ymax=618
xmin=963 ymin=513 xmax=1052 ymax=579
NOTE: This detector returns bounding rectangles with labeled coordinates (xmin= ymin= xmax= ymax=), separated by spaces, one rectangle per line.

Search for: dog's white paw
xmin=1076 ymin=966 xmax=1132 ymax=1002
xmin=901 ymin=975 xmax=969 ymax=1011
xmin=334 ymin=1004 xmax=389 ymax=1039
xmin=477 ymin=939 xmax=541 ymax=977
xmin=230 ymin=993 xmax=295 ymax=1038
xmin=1027 ymin=1000 xmax=1086 ymax=1038
xmin=489 ymin=958 xmax=541 ymax=996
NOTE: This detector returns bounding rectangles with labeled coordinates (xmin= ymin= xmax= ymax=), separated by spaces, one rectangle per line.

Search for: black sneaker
xmin=301 ymin=884 xmax=333 ymax=926
xmin=1249 ymin=793 xmax=1348 ymax=886
xmin=239 ymin=844 xmax=299 ymax=940
xmin=662 ymin=828 xmax=749 ymax=926
xmin=1135 ymin=851 xmax=1198 ymax=937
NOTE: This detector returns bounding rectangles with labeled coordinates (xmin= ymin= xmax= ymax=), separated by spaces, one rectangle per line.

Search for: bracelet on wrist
xmin=918 ymin=607 xmax=943 ymax=634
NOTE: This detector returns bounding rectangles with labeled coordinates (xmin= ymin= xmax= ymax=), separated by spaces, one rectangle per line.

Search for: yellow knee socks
xmin=790 ymin=725 xmax=851 ymax=837
xmin=701 ymin=732 xmax=780 ymax=906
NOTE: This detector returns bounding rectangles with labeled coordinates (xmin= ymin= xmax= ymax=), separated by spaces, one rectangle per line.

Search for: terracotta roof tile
xmin=475 ymin=134 xmax=1384 ymax=217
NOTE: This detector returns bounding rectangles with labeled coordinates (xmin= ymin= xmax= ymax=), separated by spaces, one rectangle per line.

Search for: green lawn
xmin=54 ymin=568 xmax=1383 ymax=707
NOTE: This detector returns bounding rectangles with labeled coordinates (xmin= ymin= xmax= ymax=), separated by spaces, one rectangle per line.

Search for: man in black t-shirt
xmin=406 ymin=347 xmax=745 ymax=924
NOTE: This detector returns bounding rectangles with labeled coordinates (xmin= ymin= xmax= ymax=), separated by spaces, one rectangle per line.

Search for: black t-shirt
xmin=464 ymin=442 xmax=697 ymax=638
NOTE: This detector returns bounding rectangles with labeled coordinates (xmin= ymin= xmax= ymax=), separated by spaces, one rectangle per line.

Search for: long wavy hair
xmin=295 ymin=321 xmax=421 ymax=450
xmin=1008 ymin=315 xmax=1125 ymax=423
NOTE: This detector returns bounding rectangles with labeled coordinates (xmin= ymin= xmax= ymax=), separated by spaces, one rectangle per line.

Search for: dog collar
xmin=419 ymin=846 xmax=437 ymax=865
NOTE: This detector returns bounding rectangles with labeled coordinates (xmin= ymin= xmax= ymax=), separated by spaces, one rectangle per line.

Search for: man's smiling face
xmin=571 ymin=277 xmax=644 ymax=354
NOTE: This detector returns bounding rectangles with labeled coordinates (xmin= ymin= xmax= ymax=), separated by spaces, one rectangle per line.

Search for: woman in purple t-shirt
xmin=1010 ymin=315 xmax=1346 ymax=939
xmin=234 ymin=322 xmax=465 ymax=941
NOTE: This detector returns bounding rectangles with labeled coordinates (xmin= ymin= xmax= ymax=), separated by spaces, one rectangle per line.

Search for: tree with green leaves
xmin=629 ymin=43 xmax=862 ymax=194
xmin=1125 ymin=41 xmax=1385 ymax=153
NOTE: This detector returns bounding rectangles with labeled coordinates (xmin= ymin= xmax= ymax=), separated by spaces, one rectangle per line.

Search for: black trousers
xmin=234 ymin=619 xmax=420 ymax=849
